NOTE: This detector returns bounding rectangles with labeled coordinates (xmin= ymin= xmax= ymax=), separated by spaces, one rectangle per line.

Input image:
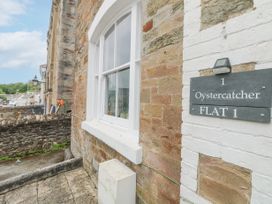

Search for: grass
xmin=0 ymin=140 xmax=70 ymax=162
xmin=51 ymin=141 xmax=69 ymax=151
xmin=0 ymin=156 xmax=13 ymax=161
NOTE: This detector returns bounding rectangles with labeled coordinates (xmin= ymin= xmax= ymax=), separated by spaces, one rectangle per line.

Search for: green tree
xmin=0 ymin=82 xmax=39 ymax=94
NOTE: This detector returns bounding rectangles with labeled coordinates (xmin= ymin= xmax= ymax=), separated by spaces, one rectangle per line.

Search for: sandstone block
xmin=198 ymin=154 xmax=252 ymax=204
xmin=144 ymin=150 xmax=180 ymax=183
xmin=163 ymin=105 xmax=182 ymax=130
xmin=201 ymin=0 xmax=254 ymax=29
xmin=158 ymin=76 xmax=181 ymax=95
xmin=142 ymin=104 xmax=163 ymax=118
xmin=144 ymin=27 xmax=182 ymax=55
xmin=140 ymin=88 xmax=151 ymax=103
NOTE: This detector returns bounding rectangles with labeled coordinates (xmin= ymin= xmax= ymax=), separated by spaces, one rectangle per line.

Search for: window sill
xmin=81 ymin=120 xmax=142 ymax=164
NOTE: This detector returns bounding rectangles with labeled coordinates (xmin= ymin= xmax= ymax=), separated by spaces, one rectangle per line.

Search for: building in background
xmin=45 ymin=0 xmax=76 ymax=114
xmin=5 ymin=93 xmax=41 ymax=107
xmin=39 ymin=64 xmax=47 ymax=107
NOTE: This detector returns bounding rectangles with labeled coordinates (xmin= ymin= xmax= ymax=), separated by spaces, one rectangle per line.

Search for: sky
xmin=0 ymin=0 xmax=52 ymax=84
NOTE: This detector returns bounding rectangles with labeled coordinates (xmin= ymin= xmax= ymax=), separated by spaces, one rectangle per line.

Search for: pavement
xmin=0 ymin=151 xmax=64 ymax=181
xmin=0 ymin=168 xmax=98 ymax=204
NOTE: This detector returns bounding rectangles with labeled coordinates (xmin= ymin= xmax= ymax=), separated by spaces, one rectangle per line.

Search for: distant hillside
xmin=0 ymin=82 xmax=40 ymax=94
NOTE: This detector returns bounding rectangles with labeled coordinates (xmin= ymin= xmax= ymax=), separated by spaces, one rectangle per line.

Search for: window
xmin=83 ymin=0 xmax=142 ymax=164
xmin=102 ymin=13 xmax=131 ymax=121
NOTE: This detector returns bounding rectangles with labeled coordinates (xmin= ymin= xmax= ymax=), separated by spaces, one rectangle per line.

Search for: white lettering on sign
xmin=221 ymin=78 xmax=225 ymax=86
xmin=190 ymin=69 xmax=272 ymax=123
xmin=233 ymin=108 xmax=238 ymax=118
xmin=199 ymin=106 xmax=238 ymax=118
xmin=194 ymin=90 xmax=261 ymax=101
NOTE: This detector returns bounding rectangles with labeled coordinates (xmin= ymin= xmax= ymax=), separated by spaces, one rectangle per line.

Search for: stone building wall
xmin=0 ymin=114 xmax=71 ymax=157
xmin=70 ymin=0 xmax=183 ymax=203
xmin=45 ymin=0 xmax=272 ymax=202
xmin=45 ymin=0 xmax=76 ymax=113
xmin=181 ymin=0 xmax=272 ymax=203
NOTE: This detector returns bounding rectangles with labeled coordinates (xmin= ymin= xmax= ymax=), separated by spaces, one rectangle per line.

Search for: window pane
xmin=118 ymin=68 xmax=130 ymax=119
xmin=104 ymin=25 xmax=115 ymax=71
xmin=105 ymin=73 xmax=116 ymax=116
xmin=116 ymin=13 xmax=131 ymax=66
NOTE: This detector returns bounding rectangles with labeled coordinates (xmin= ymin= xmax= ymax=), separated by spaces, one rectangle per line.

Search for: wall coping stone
xmin=0 ymin=113 xmax=71 ymax=128
xmin=0 ymin=157 xmax=82 ymax=194
xmin=0 ymin=105 xmax=44 ymax=111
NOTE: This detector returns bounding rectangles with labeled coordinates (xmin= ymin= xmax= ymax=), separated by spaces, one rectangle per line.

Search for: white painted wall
xmin=181 ymin=0 xmax=272 ymax=203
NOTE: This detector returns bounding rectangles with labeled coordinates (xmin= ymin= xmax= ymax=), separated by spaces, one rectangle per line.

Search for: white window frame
xmin=82 ymin=0 xmax=142 ymax=164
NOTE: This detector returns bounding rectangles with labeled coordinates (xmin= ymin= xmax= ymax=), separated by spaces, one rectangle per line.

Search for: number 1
xmin=233 ymin=109 xmax=238 ymax=118
xmin=221 ymin=78 xmax=225 ymax=86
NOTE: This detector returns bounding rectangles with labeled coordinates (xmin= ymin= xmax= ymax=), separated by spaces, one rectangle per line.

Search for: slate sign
xmin=190 ymin=69 xmax=272 ymax=123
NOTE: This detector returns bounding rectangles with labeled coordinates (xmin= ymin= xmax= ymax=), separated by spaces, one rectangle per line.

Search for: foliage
xmin=0 ymin=141 xmax=70 ymax=162
xmin=51 ymin=141 xmax=70 ymax=151
xmin=0 ymin=156 xmax=13 ymax=161
xmin=0 ymin=95 xmax=7 ymax=102
xmin=0 ymin=82 xmax=40 ymax=94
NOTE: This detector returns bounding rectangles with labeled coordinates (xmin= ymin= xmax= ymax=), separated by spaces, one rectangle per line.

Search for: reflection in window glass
xmin=105 ymin=73 xmax=116 ymax=116
xmin=118 ymin=68 xmax=130 ymax=119
xmin=116 ymin=13 xmax=131 ymax=66
xmin=103 ymin=13 xmax=133 ymax=120
xmin=103 ymin=25 xmax=115 ymax=71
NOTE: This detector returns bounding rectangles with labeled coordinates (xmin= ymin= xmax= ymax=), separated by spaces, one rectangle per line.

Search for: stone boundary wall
xmin=0 ymin=105 xmax=44 ymax=122
xmin=181 ymin=0 xmax=272 ymax=203
xmin=0 ymin=114 xmax=71 ymax=157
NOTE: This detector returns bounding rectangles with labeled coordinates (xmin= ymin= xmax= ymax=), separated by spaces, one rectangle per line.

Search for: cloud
xmin=0 ymin=31 xmax=47 ymax=70
xmin=0 ymin=0 xmax=29 ymax=26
